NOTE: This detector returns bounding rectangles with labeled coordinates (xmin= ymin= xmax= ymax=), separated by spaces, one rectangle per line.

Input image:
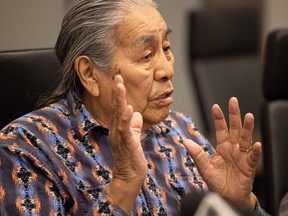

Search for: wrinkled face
xmin=97 ymin=5 xmax=175 ymax=129
xmin=114 ymin=5 xmax=175 ymax=129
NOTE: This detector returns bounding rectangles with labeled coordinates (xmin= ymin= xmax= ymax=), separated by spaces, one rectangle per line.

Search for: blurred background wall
xmin=0 ymin=0 xmax=288 ymax=132
xmin=0 ymin=1 xmax=69 ymax=51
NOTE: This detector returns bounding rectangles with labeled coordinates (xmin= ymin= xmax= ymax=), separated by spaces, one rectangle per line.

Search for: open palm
xmin=184 ymin=97 xmax=262 ymax=213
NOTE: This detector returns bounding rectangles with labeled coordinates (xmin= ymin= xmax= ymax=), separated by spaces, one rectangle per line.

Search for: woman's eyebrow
xmin=134 ymin=28 xmax=173 ymax=47
xmin=165 ymin=28 xmax=173 ymax=38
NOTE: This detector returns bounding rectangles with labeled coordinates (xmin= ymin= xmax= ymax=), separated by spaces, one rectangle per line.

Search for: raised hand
xmin=106 ymin=75 xmax=147 ymax=213
xmin=183 ymin=97 xmax=262 ymax=213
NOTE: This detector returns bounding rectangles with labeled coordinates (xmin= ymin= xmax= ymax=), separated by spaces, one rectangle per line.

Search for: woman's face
xmin=96 ymin=5 xmax=175 ymax=129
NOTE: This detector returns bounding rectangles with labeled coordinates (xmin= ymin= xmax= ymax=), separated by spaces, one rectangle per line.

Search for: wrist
xmin=106 ymin=178 xmax=144 ymax=214
xmin=242 ymin=193 xmax=257 ymax=214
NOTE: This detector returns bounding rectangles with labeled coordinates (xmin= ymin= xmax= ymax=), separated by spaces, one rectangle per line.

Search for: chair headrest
xmin=188 ymin=7 xmax=260 ymax=59
xmin=0 ymin=49 xmax=60 ymax=128
xmin=263 ymin=29 xmax=288 ymax=100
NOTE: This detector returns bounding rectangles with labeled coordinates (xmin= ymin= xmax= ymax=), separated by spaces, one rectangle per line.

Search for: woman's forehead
xmin=116 ymin=6 xmax=168 ymax=45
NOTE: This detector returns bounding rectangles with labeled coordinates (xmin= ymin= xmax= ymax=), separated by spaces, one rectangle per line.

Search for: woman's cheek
xmin=126 ymin=86 xmax=151 ymax=112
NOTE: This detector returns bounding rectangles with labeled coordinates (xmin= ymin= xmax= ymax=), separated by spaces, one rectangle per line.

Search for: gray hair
xmin=39 ymin=0 xmax=157 ymax=107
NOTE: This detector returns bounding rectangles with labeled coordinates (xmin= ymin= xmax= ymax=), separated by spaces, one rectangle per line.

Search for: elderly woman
xmin=0 ymin=0 xmax=268 ymax=215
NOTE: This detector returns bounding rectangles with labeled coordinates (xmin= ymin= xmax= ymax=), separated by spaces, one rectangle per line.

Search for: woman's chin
xmin=142 ymin=108 xmax=170 ymax=130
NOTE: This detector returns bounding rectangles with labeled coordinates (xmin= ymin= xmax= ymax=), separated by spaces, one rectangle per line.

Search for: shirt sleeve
xmin=250 ymin=199 xmax=271 ymax=216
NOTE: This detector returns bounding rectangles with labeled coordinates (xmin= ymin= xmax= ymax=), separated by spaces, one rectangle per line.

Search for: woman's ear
xmin=74 ymin=56 xmax=100 ymax=97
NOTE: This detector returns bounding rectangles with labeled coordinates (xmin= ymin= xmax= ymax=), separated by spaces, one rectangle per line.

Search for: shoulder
xmin=0 ymin=101 xmax=69 ymax=148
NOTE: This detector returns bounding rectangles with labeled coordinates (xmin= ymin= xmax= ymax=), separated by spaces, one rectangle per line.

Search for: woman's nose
xmin=154 ymin=52 xmax=174 ymax=81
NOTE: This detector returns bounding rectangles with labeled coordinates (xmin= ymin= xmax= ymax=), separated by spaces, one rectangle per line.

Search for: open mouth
xmin=157 ymin=90 xmax=173 ymax=99
xmin=160 ymin=92 xmax=172 ymax=99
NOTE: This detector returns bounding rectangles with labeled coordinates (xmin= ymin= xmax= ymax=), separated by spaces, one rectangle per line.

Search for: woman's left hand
xmin=183 ymin=97 xmax=262 ymax=213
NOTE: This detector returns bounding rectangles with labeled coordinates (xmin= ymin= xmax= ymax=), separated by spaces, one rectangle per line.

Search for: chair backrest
xmin=261 ymin=29 xmax=288 ymax=216
xmin=0 ymin=49 xmax=60 ymax=129
xmin=187 ymin=7 xmax=263 ymax=142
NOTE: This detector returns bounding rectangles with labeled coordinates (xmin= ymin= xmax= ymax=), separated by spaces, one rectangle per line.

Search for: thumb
xmin=183 ymin=139 xmax=210 ymax=174
xmin=130 ymin=111 xmax=143 ymax=134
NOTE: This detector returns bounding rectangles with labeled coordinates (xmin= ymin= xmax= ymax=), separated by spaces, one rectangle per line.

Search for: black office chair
xmin=187 ymin=7 xmax=263 ymax=143
xmin=0 ymin=49 xmax=60 ymax=129
xmin=261 ymin=29 xmax=288 ymax=216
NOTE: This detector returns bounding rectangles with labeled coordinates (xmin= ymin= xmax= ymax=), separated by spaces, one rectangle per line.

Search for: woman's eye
xmin=143 ymin=52 xmax=153 ymax=61
xmin=164 ymin=45 xmax=171 ymax=53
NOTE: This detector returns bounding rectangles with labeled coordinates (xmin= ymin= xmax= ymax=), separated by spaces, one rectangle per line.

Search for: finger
xmin=228 ymin=97 xmax=242 ymax=144
xmin=212 ymin=104 xmax=229 ymax=145
xmin=110 ymin=75 xmax=130 ymax=139
xmin=239 ymin=113 xmax=254 ymax=150
xmin=114 ymin=76 xmax=134 ymax=135
xmin=183 ymin=139 xmax=210 ymax=174
xmin=114 ymin=75 xmax=127 ymax=113
xmin=130 ymin=112 xmax=143 ymax=134
xmin=247 ymin=142 xmax=262 ymax=169
xmin=111 ymin=75 xmax=124 ymax=124
xmin=110 ymin=90 xmax=118 ymax=132
xmin=110 ymin=75 xmax=134 ymax=156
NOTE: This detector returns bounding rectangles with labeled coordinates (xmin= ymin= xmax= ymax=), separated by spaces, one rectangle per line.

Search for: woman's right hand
xmin=106 ymin=74 xmax=147 ymax=213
